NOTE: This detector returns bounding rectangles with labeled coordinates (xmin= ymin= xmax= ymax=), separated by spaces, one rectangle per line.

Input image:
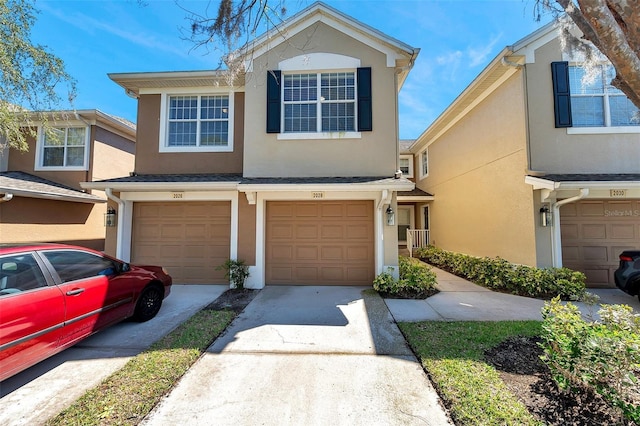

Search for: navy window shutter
xmin=266 ymin=70 xmax=281 ymax=133
xmin=551 ymin=62 xmax=572 ymax=128
xmin=357 ymin=67 xmax=372 ymax=131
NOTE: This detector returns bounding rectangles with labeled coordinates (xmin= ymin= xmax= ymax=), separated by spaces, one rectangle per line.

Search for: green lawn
xmin=399 ymin=321 xmax=544 ymax=426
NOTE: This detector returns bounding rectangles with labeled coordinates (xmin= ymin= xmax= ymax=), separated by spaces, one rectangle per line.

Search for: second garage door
xmin=266 ymin=200 xmax=375 ymax=286
xmin=561 ymin=199 xmax=640 ymax=287
xmin=132 ymin=202 xmax=231 ymax=284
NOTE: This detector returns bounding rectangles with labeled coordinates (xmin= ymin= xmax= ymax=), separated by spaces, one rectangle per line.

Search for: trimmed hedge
xmin=415 ymin=245 xmax=586 ymax=300
xmin=373 ymin=256 xmax=438 ymax=299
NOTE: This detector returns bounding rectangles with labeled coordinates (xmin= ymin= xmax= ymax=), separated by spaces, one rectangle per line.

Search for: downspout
xmin=105 ymin=188 xmax=125 ymax=260
xmin=551 ymin=188 xmax=589 ymax=267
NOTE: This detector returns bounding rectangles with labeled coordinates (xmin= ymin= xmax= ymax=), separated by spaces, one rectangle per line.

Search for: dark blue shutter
xmin=551 ymin=62 xmax=572 ymax=128
xmin=266 ymin=70 xmax=281 ymax=133
xmin=357 ymin=67 xmax=372 ymax=131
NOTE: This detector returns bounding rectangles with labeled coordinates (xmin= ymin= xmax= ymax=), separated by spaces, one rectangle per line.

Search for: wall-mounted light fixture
xmin=386 ymin=206 xmax=395 ymax=226
xmin=105 ymin=207 xmax=117 ymax=227
xmin=540 ymin=205 xmax=552 ymax=227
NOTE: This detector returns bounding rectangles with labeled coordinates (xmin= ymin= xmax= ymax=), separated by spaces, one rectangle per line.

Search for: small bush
xmin=415 ymin=245 xmax=586 ymax=300
xmin=540 ymin=298 xmax=640 ymax=423
xmin=217 ymin=259 xmax=250 ymax=289
xmin=373 ymin=256 xmax=437 ymax=299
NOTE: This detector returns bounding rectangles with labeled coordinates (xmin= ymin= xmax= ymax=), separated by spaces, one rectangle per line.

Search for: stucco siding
xmin=134 ymin=92 xmax=245 ymax=175
xmin=91 ymin=127 xmax=135 ymax=181
xmin=243 ymin=21 xmax=398 ymax=178
xmin=526 ymin=38 xmax=640 ymax=174
xmin=417 ymin=73 xmax=537 ymax=266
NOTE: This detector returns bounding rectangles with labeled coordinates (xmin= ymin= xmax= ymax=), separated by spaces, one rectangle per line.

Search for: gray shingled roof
xmin=1 ymin=171 xmax=105 ymax=203
xmin=398 ymin=188 xmax=433 ymax=197
xmin=540 ymin=174 xmax=640 ymax=182
xmin=399 ymin=139 xmax=414 ymax=153
xmin=92 ymin=174 xmax=397 ymax=185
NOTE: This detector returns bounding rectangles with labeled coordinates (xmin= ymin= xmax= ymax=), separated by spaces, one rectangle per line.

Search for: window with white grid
xmin=283 ymin=72 xmax=355 ymax=133
xmin=167 ymin=95 xmax=230 ymax=148
xmin=39 ymin=126 xmax=88 ymax=169
xmin=569 ymin=64 xmax=639 ymax=127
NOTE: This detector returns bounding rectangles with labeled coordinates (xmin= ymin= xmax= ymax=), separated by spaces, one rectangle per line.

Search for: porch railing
xmin=406 ymin=229 xmax=430 ymax=258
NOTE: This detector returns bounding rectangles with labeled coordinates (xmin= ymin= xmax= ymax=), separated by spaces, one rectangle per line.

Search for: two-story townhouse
xmin=82 ymin=2 xmax=418 ymax=287
xmin=0 ymin=110 xmax=136 ymax=250
xmin=405 ymin=21 xmax=640 ymax=288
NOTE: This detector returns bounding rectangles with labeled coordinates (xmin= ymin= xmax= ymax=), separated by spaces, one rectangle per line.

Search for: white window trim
xmin=34 ymin=124 xmax=90 ymax=171
xmin=399 ymin=155 xmax=414 ymax=178
xmin=419 ymin=148 xmax=429 ymax=179
xmin=277 ymin=53 xmax=362 ymax=141
xmin=159 ymin=91 xmax=234 ymax=153
xmin=567 ymin=126 xmax=640 ymax=135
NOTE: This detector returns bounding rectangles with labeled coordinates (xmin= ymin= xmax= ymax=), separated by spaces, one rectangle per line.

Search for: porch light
xmin=105 ymin=207 xmax=117 ymax=227
xmin=540 ymin=205 xmax=552 ymax=227
xmin=386 ymin=206 xmax=395 ymax=226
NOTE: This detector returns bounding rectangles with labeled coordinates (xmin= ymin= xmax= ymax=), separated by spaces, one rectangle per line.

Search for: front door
xmin=397 ymin=206 xmax=412 ymax=244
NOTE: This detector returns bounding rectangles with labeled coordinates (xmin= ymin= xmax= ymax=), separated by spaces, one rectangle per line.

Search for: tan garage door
xmin=266 ymin=200 xmax=374 ymax=285
xmin=561 ymin=199 xmax=640 ymax=287
xmin=132 ymin=202 xmax=231 ymax=284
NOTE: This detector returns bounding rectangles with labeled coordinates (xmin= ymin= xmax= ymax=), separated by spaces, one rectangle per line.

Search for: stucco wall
xmin=0 ymin=197 xmax=105 ymax=250
xmin=237 ymin=194 xmax=257 ymax=265
xmin=526 ymin=38 xmax=640 ymax=173
xmin=417 ymin=73 xmax=537 ymax=266
xmin=91 ymin=127 xmax=135 ymax=181
xmin=134 ymin=92 xmax=245 ymax=175
xmin=243 ymin=21 xmax=398 ymax=178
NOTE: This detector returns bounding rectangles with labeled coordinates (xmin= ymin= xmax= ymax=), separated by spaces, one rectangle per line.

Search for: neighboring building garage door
xmin=132 ymin=202 xmax=231 ymax=284
xmin=266 ymin=200 xmax=374 ymax=285
xmin=561 ymin=199 xmax=640 ymax=288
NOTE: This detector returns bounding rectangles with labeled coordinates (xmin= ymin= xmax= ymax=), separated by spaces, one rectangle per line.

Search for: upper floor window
xmin=160 ymin=93 xmax=234 ymax=152
xmin=569 ymin=64 xmax=639 ymax=127
xmin=266 ymin=54 xmax=371 ymax=139
xmin=420 ymin=149 xmax=428 ymax=178
xmin=399 ymin=155 xmax=413 ymax=178
xmin=283 ymin=72 xmax=356 ymax=133
xmin=37 ymin=126 xmax=89 ymax=170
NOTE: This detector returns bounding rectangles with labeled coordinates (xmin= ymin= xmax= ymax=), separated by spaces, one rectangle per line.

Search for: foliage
xmin=373 ymin=256 xmax=437 ymax=299
xmin=0 ymin=0 xmax=76 ymax=151
xmin=400 ymin=320 xmax=543 ymax=425
xmin=535 ymin=0 xmax=640 ymax=109
xmin=217 ymin=258 xmax=250 ymax=289
xmin=540 ymin=298 xmax=640 ymax=423
xmin=47 ymin=309 xmax=235 ymax=426
xmin=415 ymin=245 xmax=586 ymax=300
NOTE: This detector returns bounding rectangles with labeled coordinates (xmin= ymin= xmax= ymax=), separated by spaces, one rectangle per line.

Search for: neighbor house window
xmin=39 ymin=126 xmax=88 ymax=169
xmin=399 ymin=155 xmax=413 ymax=178
xmin=569 ymin=64 xmax=639 ymax=127
xmin=283 ymin=72 xmax=356 ymax=133
xmin=420 ymin=149 xmax=428 ymax=178
xmin=163 ymin=94 xmax=232 ymax=151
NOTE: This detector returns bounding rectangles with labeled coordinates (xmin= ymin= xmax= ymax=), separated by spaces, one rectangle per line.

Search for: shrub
xmin=373 ymin=256 xmax=437 ymax=299
xmin=216 ymin=259 xmax=250 ymax=289
xmin=414 ymin=245 xmax=586 ymax=300
xmin=540 ymin=298 xmax=640 ymax=423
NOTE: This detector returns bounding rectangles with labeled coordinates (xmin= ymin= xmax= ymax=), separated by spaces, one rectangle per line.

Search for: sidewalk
xmin=385 ymin=267 xmax=640 ymax=322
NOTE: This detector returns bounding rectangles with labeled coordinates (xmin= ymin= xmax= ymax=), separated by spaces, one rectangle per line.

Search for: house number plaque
xmin=312 ymin=192 xmax=324 ymax=199
xmin=610 ymin=189 xmax=626 ymax=198
xmin=172 ymin=192 xmax=184 ymax=199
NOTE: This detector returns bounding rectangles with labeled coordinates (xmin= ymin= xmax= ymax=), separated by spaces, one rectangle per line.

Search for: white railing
xmin=406 ymin=229 xmax=430 ymax=257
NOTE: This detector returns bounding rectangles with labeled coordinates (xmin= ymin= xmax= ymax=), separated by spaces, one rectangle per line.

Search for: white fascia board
xmin=2 ymin=189 xmax=105 ymax=203
xmin=557 ymin=181 xmax=640 ymax=190
xmin=509 ymin=20 xmax=560 ymax=64
xmin=80 ymin=181 xmax=240 ymax=192
xmin=238 ymin=181 xmax=415 ymax=193
xmin=397 ymin=195 xmax=434 ymax=202
xmin=524 ymin=175 xmax=557 ymax=190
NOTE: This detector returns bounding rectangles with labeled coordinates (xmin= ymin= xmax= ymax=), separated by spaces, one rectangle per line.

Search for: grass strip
xmin=399 ymin=320 xmax=544 ymax=426
xmin=47 ymin=309 xmax=235 ymax=426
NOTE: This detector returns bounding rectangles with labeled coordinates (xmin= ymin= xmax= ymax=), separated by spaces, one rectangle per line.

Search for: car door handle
xmin=66 ymin=288 xmax=85 ymax=296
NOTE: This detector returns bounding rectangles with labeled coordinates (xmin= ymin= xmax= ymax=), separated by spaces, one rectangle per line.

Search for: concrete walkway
xmin=142 ymin=286 xmax=453 ymax=426
xmin=385 ymin=267 xmax=640 ymax=322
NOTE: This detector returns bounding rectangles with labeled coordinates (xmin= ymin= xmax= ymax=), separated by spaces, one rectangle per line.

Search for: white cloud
xmin=467 ymin=33 xmax=503 ymax=68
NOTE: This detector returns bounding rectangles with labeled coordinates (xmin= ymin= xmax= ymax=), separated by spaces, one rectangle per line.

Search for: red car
xmin=0 ymin=243 xmax=172 ymax=382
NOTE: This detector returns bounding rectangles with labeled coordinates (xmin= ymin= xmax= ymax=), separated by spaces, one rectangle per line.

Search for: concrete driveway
xmin=0 ymin=285 xmax=227 ymax=426
xmin=142 ymin=286 xmax=453 ymax=426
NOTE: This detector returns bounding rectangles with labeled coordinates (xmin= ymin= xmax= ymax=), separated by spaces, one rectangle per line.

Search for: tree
xmin=0 ymin=0 xmax=76 ymax=151
xmin=536 ymin=0 xmax=640 ymax=109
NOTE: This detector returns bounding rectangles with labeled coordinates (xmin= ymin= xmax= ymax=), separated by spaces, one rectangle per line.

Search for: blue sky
xmin=31 ymin=0 xmax=552 ymax=139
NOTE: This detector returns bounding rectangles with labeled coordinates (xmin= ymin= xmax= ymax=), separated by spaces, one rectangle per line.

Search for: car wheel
xmin=133 ymin=285 xmax=163 ymax=322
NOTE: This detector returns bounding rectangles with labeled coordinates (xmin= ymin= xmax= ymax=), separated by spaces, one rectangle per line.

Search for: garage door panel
xmin=266 ymin=200 xmax=374 ymax=285
xmin=133 ymin=202 xmax=230 ymax=284
xmin=562 ymin=199 xmax=640 ymax=288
